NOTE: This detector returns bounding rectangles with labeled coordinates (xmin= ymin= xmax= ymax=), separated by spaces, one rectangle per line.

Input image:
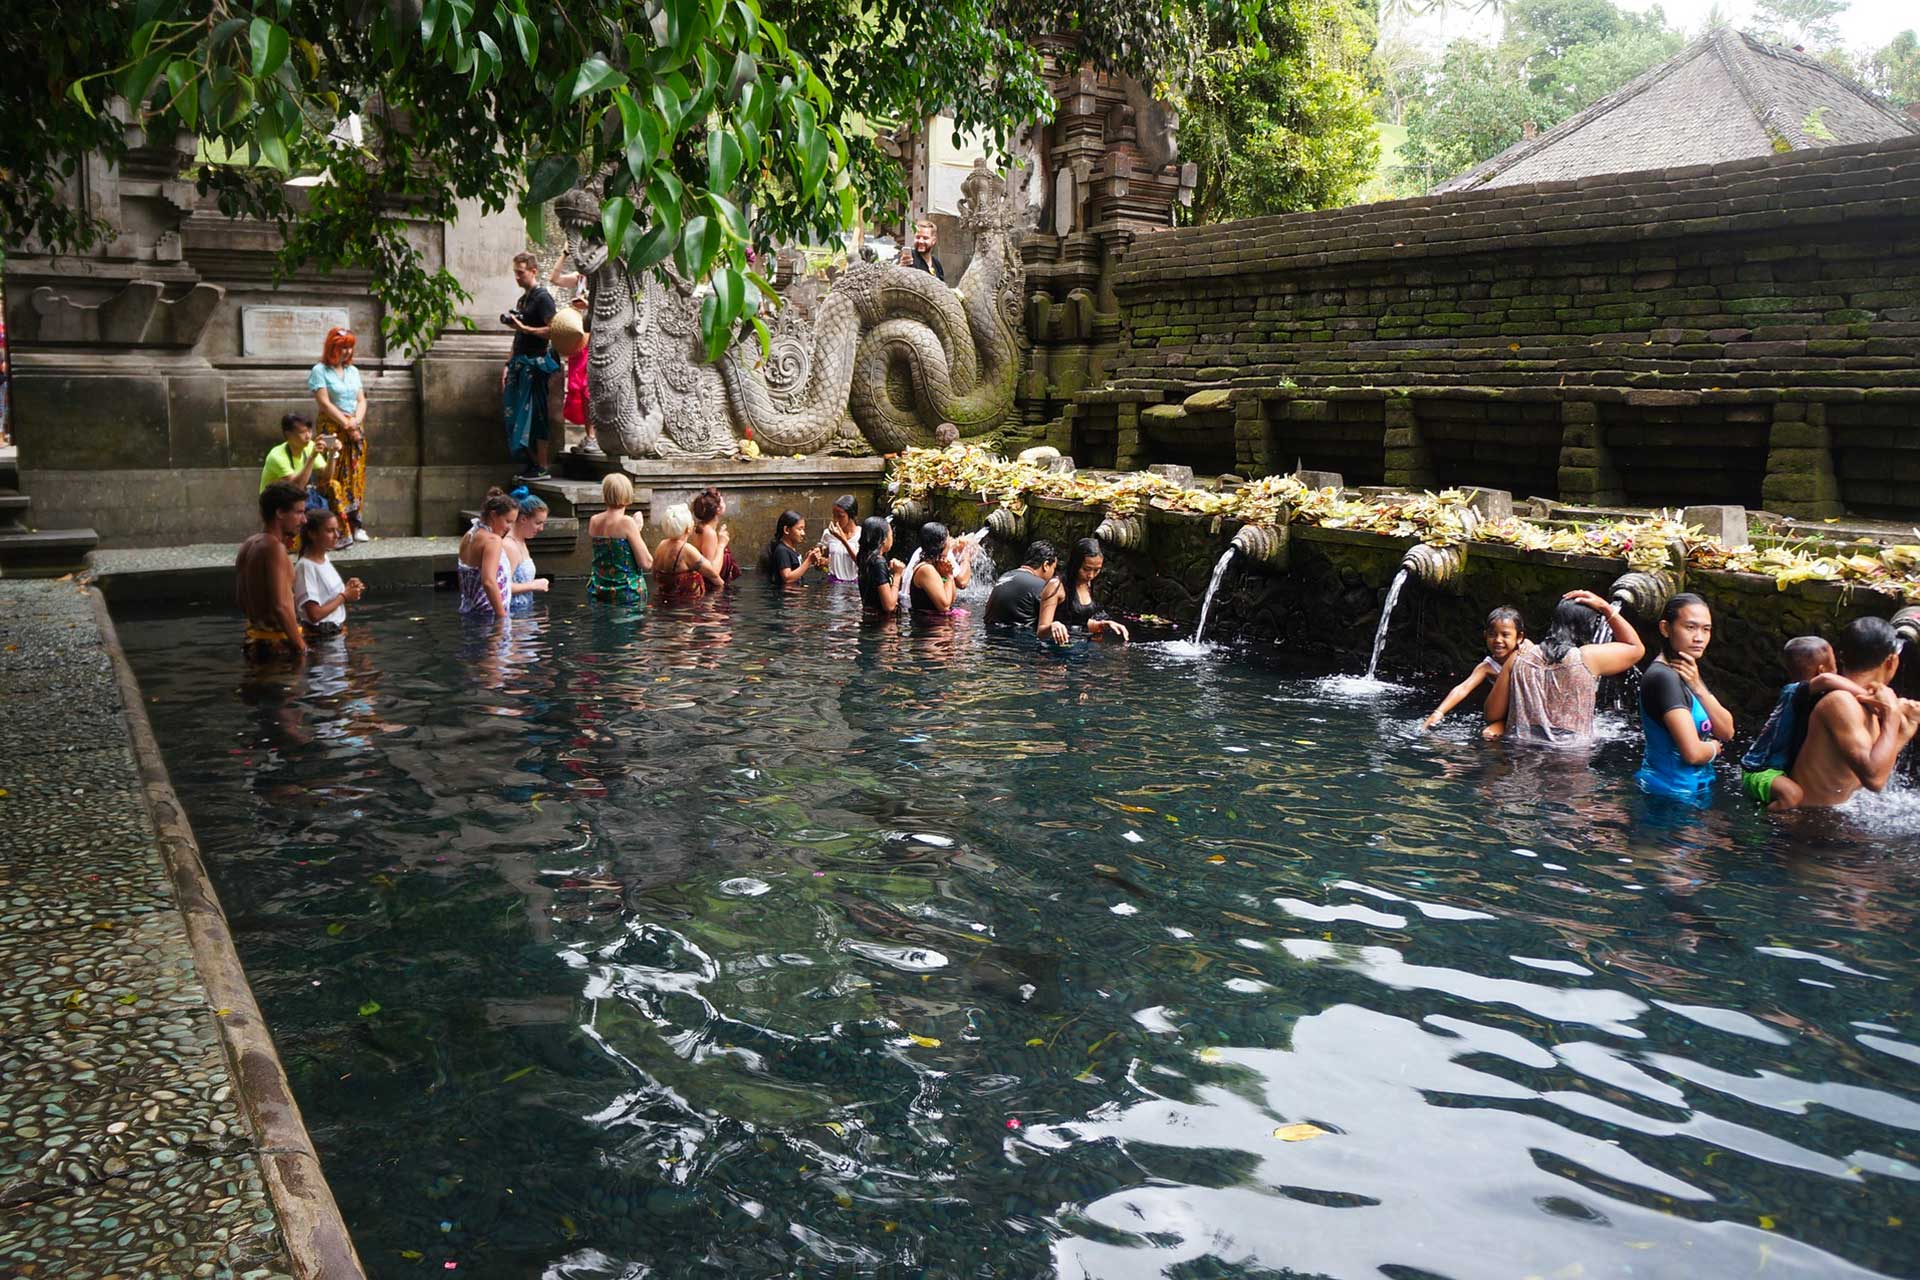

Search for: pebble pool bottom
xmin=117 ymin=582 xmax=1920 ymax=1279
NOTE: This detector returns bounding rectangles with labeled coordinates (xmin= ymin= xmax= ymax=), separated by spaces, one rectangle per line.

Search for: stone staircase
xmin=0 ymin=447 xmax=99 ymax=578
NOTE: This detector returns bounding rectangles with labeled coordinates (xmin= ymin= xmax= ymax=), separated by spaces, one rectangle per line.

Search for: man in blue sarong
xmin=502 ymin=251 xmax=559 ymax=480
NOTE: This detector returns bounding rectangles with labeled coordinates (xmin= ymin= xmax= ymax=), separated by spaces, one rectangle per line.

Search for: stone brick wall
xmin=1068 ymin=135 xmax=1920 ymax=517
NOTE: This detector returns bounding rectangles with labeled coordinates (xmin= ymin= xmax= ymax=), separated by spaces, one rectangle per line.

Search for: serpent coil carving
xmin=557 ymin=163 xmax=1024 ymax=458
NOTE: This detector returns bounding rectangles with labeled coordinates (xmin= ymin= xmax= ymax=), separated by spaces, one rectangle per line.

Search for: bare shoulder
xmin=1809 ymin=689 xmax=1865 ymax=732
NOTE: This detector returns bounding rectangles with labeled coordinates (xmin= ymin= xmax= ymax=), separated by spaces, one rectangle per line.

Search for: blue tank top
xmin=1634 ymin=661 xmax=1714 ymax=802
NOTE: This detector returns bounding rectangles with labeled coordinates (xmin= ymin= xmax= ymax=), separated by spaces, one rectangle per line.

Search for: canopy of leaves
xmin=1868 ymin=29 xmax=1920 ymax=107
xmin=7 ymin=0 xmax=1266 ymax=359
xmin=1393 ymin=0 xmax=1683 ymax=193
xmin=1174 ymin=0 xmax=1380 ymax=222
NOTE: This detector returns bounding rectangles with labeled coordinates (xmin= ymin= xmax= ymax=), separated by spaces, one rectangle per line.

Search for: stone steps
xmin=0 ymin=447 xmax=99 ymax=578
xmin=0 ymin=491 xmax=30 ymax=528
xmin=454 ymin=511 xmax=582 ymax=558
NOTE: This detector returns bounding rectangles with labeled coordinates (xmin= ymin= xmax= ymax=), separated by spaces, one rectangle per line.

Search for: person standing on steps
xmin=310 ymin=326 xmax=371 ymax=544
xmin=502 ymin=251 xmax=560 ymax=481
xmin=897 ymin=219 xmax=945 ymax=282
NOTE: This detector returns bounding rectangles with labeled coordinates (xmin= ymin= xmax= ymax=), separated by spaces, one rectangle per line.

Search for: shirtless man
xmin=1784 ymin=616 xmax=1920 ymax=809
xmin=237 ymin=482 xmax=309 ymax=659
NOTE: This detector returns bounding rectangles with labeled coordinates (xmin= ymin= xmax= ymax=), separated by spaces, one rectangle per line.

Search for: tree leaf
xmin=708 ymin=191 xmax=747 ymax=242
xmin=600 ymin=195 xmax=635 ymax=259
xmin=358 ymin=1000 xmax=382 ymax=1017
xmin=248 ymin=18 xmax=289 ymax=79
xmin=510 ymin=11 xmax=536 ymax=62
xmin=627 ymin=220 xmax=675 ymax=273
xmin=524 ymin=153 xmax=579 ymax=204
xmin=676 ymin=214 xmax=718 ymax=281
xmin=706 ymin=129 xmax=742 ymax=193
xmin=258 ymin=130 xmax=290 ymax=172
xmin=711 ymin=265 xmax=744 ymax=324
xmin=570 ymin=55 xmax=626 ymax=100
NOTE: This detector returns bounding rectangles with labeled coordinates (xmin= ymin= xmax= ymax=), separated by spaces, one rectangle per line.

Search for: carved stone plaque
xmin=240 ymin=305 xmax=350 ymax=359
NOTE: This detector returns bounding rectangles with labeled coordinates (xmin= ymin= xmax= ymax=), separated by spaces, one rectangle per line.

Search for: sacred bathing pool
xmin=4 ymin=59 xmax=1920 ymax=1280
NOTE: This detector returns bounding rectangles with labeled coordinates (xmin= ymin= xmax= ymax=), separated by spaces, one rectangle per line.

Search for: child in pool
xmin=1740 ymin=634 xmax=1871 ymax=810
xmin=1424 ymin=606 xmax=1529 ymax=739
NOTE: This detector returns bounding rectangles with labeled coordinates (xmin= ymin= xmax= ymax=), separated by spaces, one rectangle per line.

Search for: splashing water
xmin=1191 ymin=548 xmax=1239 ymax=647
xmin=1363 ymin=568 xmax=1410 ymax=681
xmin=899 ymin=548 xmax=923 ymax=614
xmin=960 ymin=527 xmax=995 ymax=602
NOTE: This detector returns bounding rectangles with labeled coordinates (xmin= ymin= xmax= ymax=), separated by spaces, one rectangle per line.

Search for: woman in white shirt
xmin=293 ymin=510 xmax=365 ymax=636
xmin=822 ymin=494 xmax=861 ymax=582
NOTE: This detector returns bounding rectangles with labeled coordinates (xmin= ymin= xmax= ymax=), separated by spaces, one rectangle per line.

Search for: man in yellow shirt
xmin=260 ymin=412 xmax=336 ymax=495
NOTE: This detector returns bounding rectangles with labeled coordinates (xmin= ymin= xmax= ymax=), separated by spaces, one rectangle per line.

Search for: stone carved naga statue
xmin=554 ymin=161 xmax=1024 ymax=458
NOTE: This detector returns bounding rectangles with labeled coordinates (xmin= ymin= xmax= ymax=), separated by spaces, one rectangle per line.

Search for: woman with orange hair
xmin=309 ymin=327 xmax=370 ymax=543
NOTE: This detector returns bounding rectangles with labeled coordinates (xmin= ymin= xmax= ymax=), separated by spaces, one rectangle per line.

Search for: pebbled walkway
xmin=0 ymin=581 xmax=357 ymax=1279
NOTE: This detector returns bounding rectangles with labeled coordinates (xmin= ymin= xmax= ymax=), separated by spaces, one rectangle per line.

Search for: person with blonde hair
xmin=310 ymin=326 xmax=370 ymax=542
xmin=651 ymin=502 xmax=726 ymax=602
xmin=587 ymin=471 xmax=652 ymax=602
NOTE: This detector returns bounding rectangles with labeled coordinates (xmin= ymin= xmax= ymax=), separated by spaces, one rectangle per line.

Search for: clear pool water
xmin=119 ymin=584 xmax=1920 ymax=1279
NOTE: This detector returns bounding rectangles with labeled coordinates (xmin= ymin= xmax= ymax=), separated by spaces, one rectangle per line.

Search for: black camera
xmin=499 ymin=307 xmax=524 ymax=327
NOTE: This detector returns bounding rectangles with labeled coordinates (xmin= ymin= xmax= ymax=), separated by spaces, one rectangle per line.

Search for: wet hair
xmin=657 ymin=503 xmax=694 ymax=539
xmin=833 ymin=494 xmax=857 ymax=516
xmin=1021 ymin=540 xmax=1058 ymax=570
xmin=690 ymin=487 xmax=722 ymax=523
xmin=1783 ymin=635 xmax=1833 ymax=678
xmin=508 ymin=485 xmax=549 ymax=517
xmin=602 ymin=472 xmax=634 ymax=508
xmin=1485 ymin=606 xmax=1524 ymax=636
xmin=301 ymin=508 xmax=338 ymax=548
xmin=856 ymin=515 xmax=892 ymax=563
xmin=767 ymin=510 xmax=803 ymax=566
xmin=1538 ymin=597 xmax=1600 ymax=665
xmin=321 ymin=326 xmax=356 ymax=366
xmin=281 ymin=412 xmax=312 ymax=435
xmin=918 ymin=521 xmax=951 ymax=563
xmin=1835 ymin=616 xmax=1900 ymax=673
xmin=480 ymin=487 xmax=519 ymax=522
xmin=1658 ymin=592 xmax=1710 ymax=658
xmin=1061 ymin=537 xmax=1104 ymax=586
xmin=260 ymin=482 xmax=306 ymax=522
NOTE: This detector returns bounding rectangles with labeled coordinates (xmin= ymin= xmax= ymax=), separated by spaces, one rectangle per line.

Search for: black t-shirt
xmin=908 ymin=250 xmax=945 ymax=282
xmin=767 ymin=542 xmax=802 ymax=581
xmin=511 ymin=285 xmax=557 ymax=359
xmin=1640 ymin=661 xmax=1693 ymax=721
xmin=1057 ymin=587 xmax=1109 ymax=631
xmin=858 ymin=553 xmax=891 ymax=611
xmin=985 ymin=568 xmax=1046 ymax=630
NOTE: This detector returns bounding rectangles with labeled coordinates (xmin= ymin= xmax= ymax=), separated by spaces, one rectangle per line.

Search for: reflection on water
xmin=118 ymin=584 xmax=1920 ymax=1280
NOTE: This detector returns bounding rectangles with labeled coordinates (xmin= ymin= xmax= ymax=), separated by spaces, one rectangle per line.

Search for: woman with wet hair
xmin=1040 ymin=537 xmax=1130 ymax=642
xmin=457 ymin=488 xmax=518 ymax=617
xmin=764 ymin=509 xmax=828 ymax=584
xmin=856 ymin=515 xmax=906 ymax=614
xmin=1483 ymin=589 xmax=1643 ymax=743
xmin=688 ymin=487 xmax=740 ymax=583
xmin=1635 ymin=593 xmax=1735 ymax=802
xmin=587 ymin=471 xmax=652 ymax=603
xmin=652 ymin=502 xmax=726 ymax=602
xmin=822 ymin=495 xmax=861 ymax=582
xmin=907 ymin=521 xmax=972 ymax=615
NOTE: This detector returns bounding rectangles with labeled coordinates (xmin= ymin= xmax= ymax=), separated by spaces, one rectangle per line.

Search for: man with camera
xmin=259 ymin=412 xmax=335 ymax=502
xmin=502 ymin=251 xmax=561 ymax=480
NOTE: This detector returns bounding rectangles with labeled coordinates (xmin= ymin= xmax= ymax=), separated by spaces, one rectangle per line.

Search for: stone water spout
xmin=1093 ymin=513 xmax=1147 ymax=551
xmin=1229 ymin=524 xmax=1288 ymax=569
xmin=1609 ymin=568 xmax=1682 ymax=618
xmin=1400 ymin=542 xmax=1467 ymax=594
xmin=986 ymin=505 xmax=1026 ymax=542
xmin=894 ymin=498 xmax=929 ymax=526
xmin=1894 ymin=606 xmax=1920 ymax=647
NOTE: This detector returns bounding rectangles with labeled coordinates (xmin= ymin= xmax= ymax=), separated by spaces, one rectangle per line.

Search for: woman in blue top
xmin=309 ymin=327 xmax=369 ymax=543
xmin=1635 ymin=593 xmax=1736 ymax=803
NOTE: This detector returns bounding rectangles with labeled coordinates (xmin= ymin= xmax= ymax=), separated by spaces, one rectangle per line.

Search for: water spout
xmin=1093 ymin=512 xmax=1147 ymax=551
xmin=1230 ymin=523 xmax=1288 ymax=569
xmin=1894 ymin=606 xmax=1920 ymax=648
xmin=1608 ymin=568 xmax=1681 ymax=619
xmin=1364 ymin=568 xmax=1411 ymax=680
xmin=985 ymin=505 xmax=1025 ymax=542
xmin=1400 ymin=542 xmax=1467 ymax=593
xmin=1192 ymin=548 xmax=1239 ymax=646
xmin=893 ymin=498 xmax=928 ymax=526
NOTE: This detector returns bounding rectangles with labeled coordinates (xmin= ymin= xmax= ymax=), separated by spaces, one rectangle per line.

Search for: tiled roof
xmin=1434 ymin=29 xmax=1917 ymax=193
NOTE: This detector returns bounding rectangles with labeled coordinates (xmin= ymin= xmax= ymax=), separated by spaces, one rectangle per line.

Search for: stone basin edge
xmin=87 ymin=588 xmax=369 ymax=1280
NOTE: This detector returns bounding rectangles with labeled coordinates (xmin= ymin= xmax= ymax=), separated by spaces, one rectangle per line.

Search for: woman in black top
xmin=764 ymin=510 xmax=827 ymax=585
xmin=856 ymin=516 xmax=906 ymax=613
xmin=1042 ymin=537 xmax=1131 ymax=642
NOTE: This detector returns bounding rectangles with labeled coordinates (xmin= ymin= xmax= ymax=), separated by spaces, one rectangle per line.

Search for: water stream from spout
xmin=901 ymin=527 xmax=994 ymax=614
xmin=1363 ymin=568 xmax=1410 ymax=680
xmin=1192 ymin=548 xmax=1239 ymax=646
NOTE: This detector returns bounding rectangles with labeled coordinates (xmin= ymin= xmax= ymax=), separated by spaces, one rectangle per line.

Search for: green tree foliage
xmin=1175 ymin=0 xmax=1381 ymax=222
xmin=1394 ymin=0 xmax=1682 ymax=192
xmin=4 ymin=0 xmax=1266 ymax=358
xmin=1750 ymin=0 xmax=1847 ymax=50
xmin=1868 ymin=29 xmax=1920 ymax=106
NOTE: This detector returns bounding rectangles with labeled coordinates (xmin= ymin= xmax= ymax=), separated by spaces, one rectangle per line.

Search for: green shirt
xmin=259 ymin=441 xmax=323 ymax=494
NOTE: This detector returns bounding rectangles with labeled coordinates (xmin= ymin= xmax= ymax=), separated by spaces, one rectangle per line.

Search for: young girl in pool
xmin=293 ymin=509 xmax=365 ymax=637
xmin=907 ymin=521 xmax=972 ymax=616
xmin=1424 ymin=606 xmax=1528 ymax=737
xmin=856 ymin=516 xmax=907 ymax=614
xmin=1635 ymin=592 xmax=1735 ymax=803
